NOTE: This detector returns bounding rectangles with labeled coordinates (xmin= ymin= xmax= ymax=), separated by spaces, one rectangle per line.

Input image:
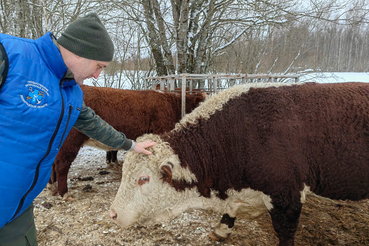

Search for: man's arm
xmin=74 ymin=102 xmax=134 ymax=151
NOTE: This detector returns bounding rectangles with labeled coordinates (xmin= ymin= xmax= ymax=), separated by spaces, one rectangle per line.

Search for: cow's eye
xmin=138 ymin=175 xmax=150 ymax=186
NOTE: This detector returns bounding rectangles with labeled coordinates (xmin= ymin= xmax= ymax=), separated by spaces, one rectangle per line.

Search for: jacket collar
xmin=35 ymin=32 xmax=77 ymax=88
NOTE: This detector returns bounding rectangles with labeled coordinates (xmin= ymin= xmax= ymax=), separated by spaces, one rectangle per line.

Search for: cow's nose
xmin=110 ymin=209 xmax=117 ymax=220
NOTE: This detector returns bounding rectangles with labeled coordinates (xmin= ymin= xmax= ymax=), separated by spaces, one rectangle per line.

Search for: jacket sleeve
xmin=73 ymin=101 xmax=134 ymax=151
xmin=0 ymin=42 xmax=9 ymax=92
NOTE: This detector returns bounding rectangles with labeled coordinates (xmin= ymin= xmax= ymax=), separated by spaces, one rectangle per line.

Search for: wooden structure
xmin=145 ymin=73 xmax=300 ymax=118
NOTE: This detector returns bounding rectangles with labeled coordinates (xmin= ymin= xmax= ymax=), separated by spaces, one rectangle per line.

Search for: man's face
xmin=69 ymin=56 xmax=109 ymax=85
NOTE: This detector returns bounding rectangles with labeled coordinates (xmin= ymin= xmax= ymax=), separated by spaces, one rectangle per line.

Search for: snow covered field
xmin=300 ymin=72 xmax=369 ymax=83
xmin=84 ymin=72 xmax=369 ymax=90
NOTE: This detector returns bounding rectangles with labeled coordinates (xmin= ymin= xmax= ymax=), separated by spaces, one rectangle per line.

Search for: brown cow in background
xmin=49 ymin=85 xmax=206 ymax=199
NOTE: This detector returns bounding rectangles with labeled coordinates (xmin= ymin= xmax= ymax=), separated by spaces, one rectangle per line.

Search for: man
xmin=0 ymin=13 xmax=155 ymax=245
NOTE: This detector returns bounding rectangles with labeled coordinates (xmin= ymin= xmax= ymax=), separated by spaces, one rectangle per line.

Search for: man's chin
xmin=76 ymin=80 xmax=84 ymax=86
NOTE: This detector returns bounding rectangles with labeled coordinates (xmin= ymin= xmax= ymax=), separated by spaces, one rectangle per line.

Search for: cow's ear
xmin=160 ymin=161 xmax=173 ymax=183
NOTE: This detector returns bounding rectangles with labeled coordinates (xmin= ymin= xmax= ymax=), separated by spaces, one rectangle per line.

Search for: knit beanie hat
xmin=57 ymin=13 xmax=114 ymax=62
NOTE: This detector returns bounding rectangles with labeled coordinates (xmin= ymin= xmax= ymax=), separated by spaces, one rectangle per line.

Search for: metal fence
xmin=144 ymin=73 xmax=300 ymax=117
xmin=145 ymin=73 xmax=300 ymax=93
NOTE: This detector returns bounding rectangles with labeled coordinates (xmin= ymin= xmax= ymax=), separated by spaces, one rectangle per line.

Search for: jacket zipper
xmin=10 ymin=86 xmax=65 ymax=221
xmin=58 ymin=104 xmax=72 ymax=149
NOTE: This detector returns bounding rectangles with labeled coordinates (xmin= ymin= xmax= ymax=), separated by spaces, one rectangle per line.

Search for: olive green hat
xmin=57 ymin=13 xmax=114 ymax=62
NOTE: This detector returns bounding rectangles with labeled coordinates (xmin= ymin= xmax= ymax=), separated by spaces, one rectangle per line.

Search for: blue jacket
xmin=0 ymin=32 xmax=83 ymax=227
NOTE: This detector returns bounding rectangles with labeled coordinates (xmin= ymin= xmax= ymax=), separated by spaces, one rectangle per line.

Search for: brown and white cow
xmin=109 ymin=82 xmax=369 ymax=246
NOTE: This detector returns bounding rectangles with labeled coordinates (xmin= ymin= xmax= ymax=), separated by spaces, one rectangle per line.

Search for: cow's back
xmin=81 ymin=86 xmax=205 ymax=139
xmin=166 ymin=82 xmax=369 ymax=201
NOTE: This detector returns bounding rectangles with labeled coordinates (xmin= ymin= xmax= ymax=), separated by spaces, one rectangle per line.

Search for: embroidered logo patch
xmin=20 ymin=81 xmax=49 ymax=108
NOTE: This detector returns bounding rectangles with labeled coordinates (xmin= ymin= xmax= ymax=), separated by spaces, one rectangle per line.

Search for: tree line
xmin=214 ymin=18 xmax=369 ymax=74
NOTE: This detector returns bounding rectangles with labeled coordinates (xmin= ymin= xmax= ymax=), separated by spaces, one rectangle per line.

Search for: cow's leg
xmin=209 ymin=214 xmax=236 ymax=241
xmin=55 ymin=159 xmax=72 ymax=200
xmin=110 ymin=150 xmax=118 ymax=163
xmin=106 ymin=150 xmax=121 ymax=168
xmin=54 ymin=152 xmax=76 ymax=200
xmin=269 ymin=199 xmax=302 ymax=246
xmin=47 ymin=162 xmax=58 ymax=196
xmin=106 ymin=151 xmax=112 ymax=164
xmin=49 ymin=162 xmax=57 ymax=184
xmin=54 ymin=129 xmax=88 ymax=200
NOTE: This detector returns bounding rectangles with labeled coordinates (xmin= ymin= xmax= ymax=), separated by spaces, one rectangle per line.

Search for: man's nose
xmin=93 ymin=68 xmax=103 ymax=79
xmin=93 ymin=71 xmax=101 ymax=79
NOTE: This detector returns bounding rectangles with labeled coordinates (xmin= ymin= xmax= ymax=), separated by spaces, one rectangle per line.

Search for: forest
xmin=1 ymin=0 xmax=369 ymax=89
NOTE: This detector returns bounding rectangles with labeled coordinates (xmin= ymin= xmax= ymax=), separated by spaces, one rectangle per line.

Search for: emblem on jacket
xmin=21 ymin=81 xmax=49 ymax=108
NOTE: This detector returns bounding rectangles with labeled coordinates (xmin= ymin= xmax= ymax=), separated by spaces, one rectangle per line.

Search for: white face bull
xmin=109 ymin=134 xmax=200 ymax=227
xmin=109 ymin=134 xmax=274 ymax=229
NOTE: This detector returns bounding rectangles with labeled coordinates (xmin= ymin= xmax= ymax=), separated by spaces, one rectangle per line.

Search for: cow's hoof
xmin=113 ymin=160 xmax=123 ymax=167
xmin=209 ymin=232 xmax=226 ymax=242
xmin=107 ymin=161 xmax=123 ymax=169
xmin=62 ymin=193 xmax=75 ymax=201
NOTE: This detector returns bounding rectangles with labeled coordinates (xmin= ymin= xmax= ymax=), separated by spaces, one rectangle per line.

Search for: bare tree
xmin=3 ymin=0 xmax=369 ymax=89
xmin=0 ymin=0 xmax=110 ymax=38
xmin=110 ymin=0 xmax=298 ymax=79
xmin=0 ymin=0 xmax=44 ymax=37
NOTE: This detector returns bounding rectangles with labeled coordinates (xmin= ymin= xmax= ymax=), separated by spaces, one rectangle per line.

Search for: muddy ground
xmin=34 ymin=146 xmax=369 ymax=246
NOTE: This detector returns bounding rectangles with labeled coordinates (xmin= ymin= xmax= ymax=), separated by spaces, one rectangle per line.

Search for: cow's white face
xmin=110 ymin=134 xmax=274 ymax=228
xmin=110 ymin=134 xmax=199 ymax=228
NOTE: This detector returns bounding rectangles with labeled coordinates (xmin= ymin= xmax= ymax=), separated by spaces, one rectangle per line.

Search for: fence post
xmin=181 ymin=74 xmax=187 ymax=118
xmin=169 ymin=79 xmax=175 ymax=91
xmin=160 ymin=78 xmax=164 ymax=90
xmin=213 ymin=76 xmax=217 ymax=94
xmin=143 ymin=78 xmax=147 ymax=90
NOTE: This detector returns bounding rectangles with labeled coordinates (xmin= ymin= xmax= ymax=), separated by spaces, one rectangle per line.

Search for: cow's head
xmin=109 ymin=134 xmax=198 ymax=228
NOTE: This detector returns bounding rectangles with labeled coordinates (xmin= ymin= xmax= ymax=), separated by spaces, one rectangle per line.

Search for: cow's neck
xmin=163 ymin=105 xmax=252 ymax=200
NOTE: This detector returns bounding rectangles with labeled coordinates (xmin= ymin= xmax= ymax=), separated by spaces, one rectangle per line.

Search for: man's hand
xmin=133 ymin=140 xmax=157 ymax=155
